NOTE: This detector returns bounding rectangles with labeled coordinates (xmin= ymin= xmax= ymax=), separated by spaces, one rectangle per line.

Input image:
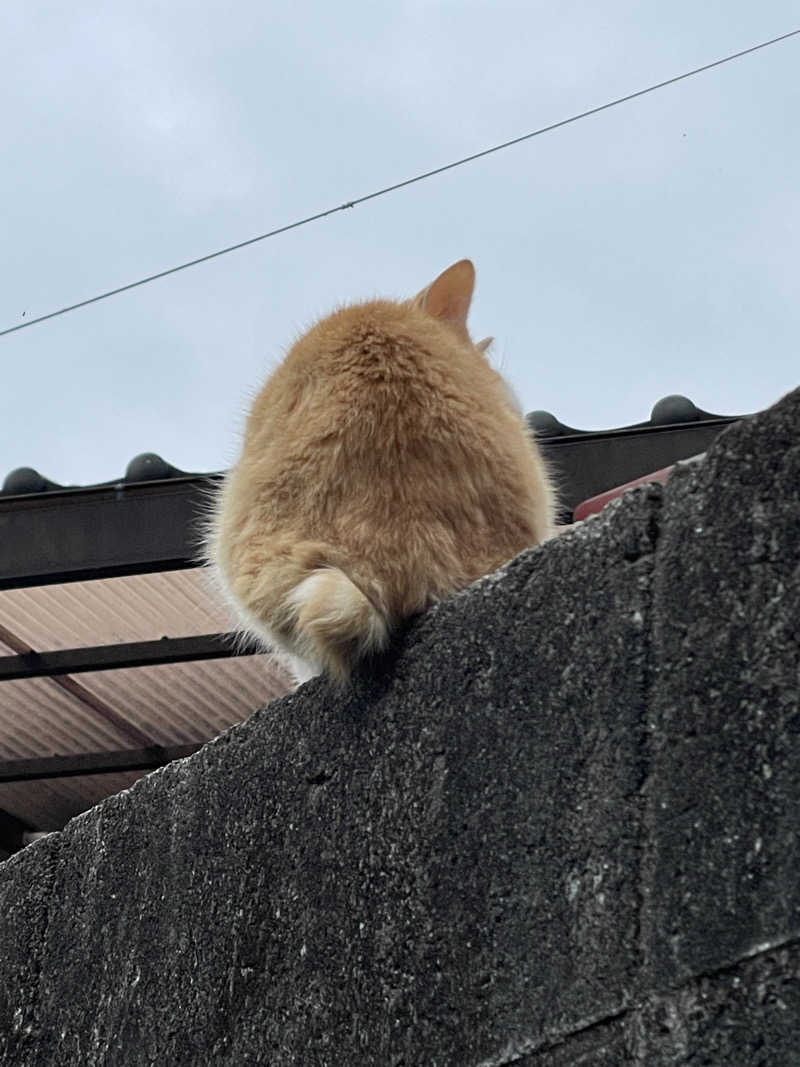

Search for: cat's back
xmin=250 ymin=297 xmax=513 ymax=461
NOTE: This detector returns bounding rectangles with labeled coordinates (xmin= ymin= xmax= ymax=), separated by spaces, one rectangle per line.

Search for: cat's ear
xmin=476 ymin=336 xmax=493 ymax=353
xmin=413 ymin=259 xmax=475 ymax=340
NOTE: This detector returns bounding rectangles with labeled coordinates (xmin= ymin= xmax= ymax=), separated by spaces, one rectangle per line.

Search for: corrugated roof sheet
xmin=0 ymin=570 xmax=230 ymax=649
xmin=0 ymin=569 xmax=291 ymax=836
xmin=0 ymin=675 xmax=133 ymax=757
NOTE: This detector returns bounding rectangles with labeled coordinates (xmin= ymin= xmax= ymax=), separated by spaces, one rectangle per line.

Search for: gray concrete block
xmin=0 ymin=833 xmax=60 ymax=1065
xmin=0 ymin=487 xmax=659 ymax=1067
xmin=631 ymin=942 xmax=800 ymax=1066
xmin=522 ymin=941 xmax=800 ymax=1066
xmin=642 ymin=388 xmax=800 ymax=986
xmin=511 ymin=1016 xmax=629 ymax=1066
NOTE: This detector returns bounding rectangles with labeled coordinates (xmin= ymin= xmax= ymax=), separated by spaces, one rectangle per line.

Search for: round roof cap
xmin=650 ymin=395 xmax=701 ymax=425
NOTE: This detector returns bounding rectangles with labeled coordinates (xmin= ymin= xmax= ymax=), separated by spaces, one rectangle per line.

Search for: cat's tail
xmin=284 ymin=567 xmax=390 ymax=684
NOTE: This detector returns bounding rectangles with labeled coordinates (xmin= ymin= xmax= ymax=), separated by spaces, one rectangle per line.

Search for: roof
xmin=0 ymin=568 xmax=291 ymax=847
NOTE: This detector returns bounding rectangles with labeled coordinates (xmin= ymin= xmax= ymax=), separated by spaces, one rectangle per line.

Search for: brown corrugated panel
xmin=72 ymin=658 xmax=288 ymax=746
xmin=0 ymin=569 xmax=292 ymax=838
xmin=0 ymin=570 xmax=234 ymax=649
xmin=0 ymin=677 xmax=135 ymax=758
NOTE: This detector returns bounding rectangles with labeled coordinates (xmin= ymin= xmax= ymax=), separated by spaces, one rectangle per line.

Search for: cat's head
xmin=411 ymin=259 xmax=525 ymax=413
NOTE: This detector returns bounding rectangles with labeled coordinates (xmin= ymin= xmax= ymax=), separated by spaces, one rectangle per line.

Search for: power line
xmin=2 ymin=26 xmax=798 ymax=340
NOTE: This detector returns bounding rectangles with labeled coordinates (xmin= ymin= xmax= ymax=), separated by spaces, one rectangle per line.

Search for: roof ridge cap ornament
xmin=1 ymin=467 xmax=64 ymax=495
xmin=124 ymin=453 xmax=186 ymax=483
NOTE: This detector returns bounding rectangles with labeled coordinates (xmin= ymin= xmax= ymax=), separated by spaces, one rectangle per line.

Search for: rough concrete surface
xmin=0 ymin=388 xmax=797 ymax=1066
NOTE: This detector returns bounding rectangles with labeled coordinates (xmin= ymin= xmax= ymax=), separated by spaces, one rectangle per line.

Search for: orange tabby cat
xmin=208 ymin=260 xmax=555 ymax=684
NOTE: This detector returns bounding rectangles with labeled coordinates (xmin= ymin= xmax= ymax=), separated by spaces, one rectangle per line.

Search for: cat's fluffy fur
xmin=208 ymin=259 xmax=555 ymax=685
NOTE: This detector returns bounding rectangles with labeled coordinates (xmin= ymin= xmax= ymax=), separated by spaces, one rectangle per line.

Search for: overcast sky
xmin=1 ymin=1 xmax=798 ymax=486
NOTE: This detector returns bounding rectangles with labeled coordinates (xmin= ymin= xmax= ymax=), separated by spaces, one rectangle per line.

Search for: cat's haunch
xmin=207 ymin=259 xmax=555 ymax=686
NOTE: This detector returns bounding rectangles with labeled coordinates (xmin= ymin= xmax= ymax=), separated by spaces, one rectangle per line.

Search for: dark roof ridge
xmin=1 ymin=395 xmax=746 ymax=497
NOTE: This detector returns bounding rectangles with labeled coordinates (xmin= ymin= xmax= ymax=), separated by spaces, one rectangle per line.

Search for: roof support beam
xmin=0 ymin=744 xmax=203 ymax=783
xmin=0 ymin=633 xmax=260 ymax=682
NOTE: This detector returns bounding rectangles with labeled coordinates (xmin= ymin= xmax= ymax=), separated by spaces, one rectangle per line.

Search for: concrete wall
xmin=1 ymin=389 xmax=798 ymax=1067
